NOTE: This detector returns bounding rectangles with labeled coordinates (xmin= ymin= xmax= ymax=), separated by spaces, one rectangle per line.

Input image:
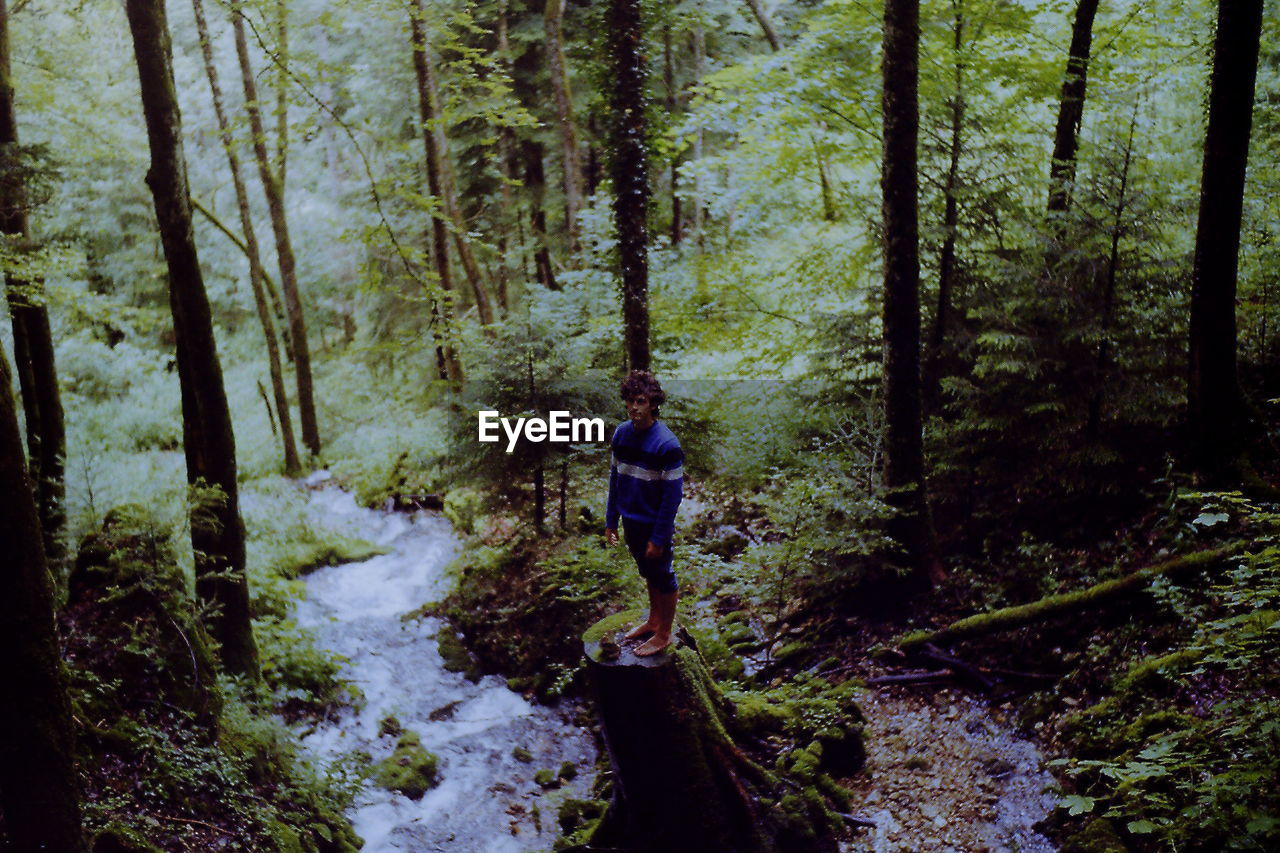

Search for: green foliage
xmin=1052 ymin=497 xmax=1280 ymax=851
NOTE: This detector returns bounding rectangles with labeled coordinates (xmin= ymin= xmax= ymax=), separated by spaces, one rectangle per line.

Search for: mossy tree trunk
xmin=582 ymin=614 xmax=836 ymax=853
xmin=895 ymin=544 xmax=1244 ymax=650
xmin=606 ymin=0 xmax=651 ymax=373
xmin=0 ymin=0 xmax=67 ymax=572
xmin=126 ymin=0 xmax=260 ymax=680
xmin=0 ymin=324 xmax=86 ymax=852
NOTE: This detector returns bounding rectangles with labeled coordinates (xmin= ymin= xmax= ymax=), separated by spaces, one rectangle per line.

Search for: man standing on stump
xmin=605 ymin=371 xmax=683 ymax=656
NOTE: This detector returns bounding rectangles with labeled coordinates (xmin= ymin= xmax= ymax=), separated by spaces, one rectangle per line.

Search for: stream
xmin=283 ymin=476 xmax=1057 ymax=852
xmin=289 ymin=475 xmax=598 ymax=852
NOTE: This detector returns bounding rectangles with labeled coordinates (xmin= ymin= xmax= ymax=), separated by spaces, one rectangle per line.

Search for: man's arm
xmin=648 ymin=442 xmax=683 ymax=549
xmin=605 ymin=452 xmax=620 ymax=532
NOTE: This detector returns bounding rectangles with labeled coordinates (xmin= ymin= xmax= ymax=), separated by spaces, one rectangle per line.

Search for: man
xmin=604 ymin=371 xmax=683 ymax=656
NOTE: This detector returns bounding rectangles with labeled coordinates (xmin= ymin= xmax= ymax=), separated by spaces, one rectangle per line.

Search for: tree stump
xmin=581 ymin=611 xmax=837 ymax=853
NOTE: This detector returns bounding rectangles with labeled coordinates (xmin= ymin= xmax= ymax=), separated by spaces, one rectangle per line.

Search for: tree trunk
xmin=1046 ymin=0 xmax=1100 ymax=218
xmin=523 ymin=138 xmax=559 ymax=290
xmin=1188 ymin=0 xmax=1262 ymax=478
xmin=607 ymin=0 xmax=651 ymax=373
xmin=582 ymin=613 xmax=838 ymax=852
xmin=664 ymin=25 xmax=681 ymax=245
xmin=126 ymin=0 xmax=260 ymax=679
xmin=925 ymin=0 xmax=965 ymax=411
xmin=191 ymin=0 xmax=300 ymax=476
xmin=0 ymin=0 xmax=66 ymax=571
xmin=409 ymin=0 xmax=463 ymax=380
xmin=691 ymin=25 xmax=706 ymax=252
xmin=231 ymin=0 xmax=321 ymax=457
xmin=742 ymin=0 xmax=782 ymax=51
xmin=274 ymin=0 xmax=288 ymax=189
xmin=545 ymin=0 xmax=584 ymax=251
xmin=895 ymin=544 xmax=1244 ymax=650
xmin=0 ymin=342 xmax=86 ymax=853
xmin=414 ymin=8 xmax=495 ymax=327
xmin=881 ymin=0 xmax=937 ymax=586
xmin=1086 ymin=98 xmax=1138 ymax=440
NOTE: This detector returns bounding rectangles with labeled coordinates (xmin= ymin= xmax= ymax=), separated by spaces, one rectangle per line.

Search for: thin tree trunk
xmin=1086 ymin=98 xmax=1138 ymax=439
xmin=231 ymin=0 xmax=321 ymax=457
xmin=127 ymin=0 xmax=260 ymax=679
xmin=192 ymin=0 xmax=300 ymax=476
xmin=409 ymin=0 xmax=463 ymax=380
xmin=275 ymin=0 xmax=287 ymax=189
xmin=881 ymin=0 xmax=938 ymax=586
xmin=0 ymin=346 xmax=85 ymax=853
xmin=691 ymin=24 xmax=706 ymax=253
xmin=1046 ymin=0 xmax=1100 ymax=218
xmin=742 ymin=0 xmax=782 ymax=51
xmin=1188 ymin=0 xmax=1263 ymax=477
xmin=545 ymin=0 xmax=584 ymax=250
xmin=925 ymin=0 xmax=965 ymax=411
xmin=664 ymin=25 xmax=681 ymax=245
xmin=608 ymin=0 xmax=651 ymax=372
xmin=0 ymin=0 xmax=66 ymax=570
xmin=523 ymin=138 xmax=559 ymax=290
xmin=415 ymin=11 xmax=495 ymax=327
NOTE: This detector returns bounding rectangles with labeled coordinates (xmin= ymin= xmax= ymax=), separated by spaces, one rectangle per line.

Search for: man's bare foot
xmin=624 ymin=622 xmax=658 ymax=641
xmin=634 ymin=633 xmax=671 ymax=656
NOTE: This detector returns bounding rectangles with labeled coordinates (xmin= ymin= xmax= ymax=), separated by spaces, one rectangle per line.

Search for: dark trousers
xmin=621 ymin=518 xmax=678 ymax=594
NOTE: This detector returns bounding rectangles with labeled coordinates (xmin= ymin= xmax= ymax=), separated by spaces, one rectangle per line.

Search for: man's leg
xmin=635 ymin=590 xmax=676 ymax=656
xmin=625 ymin=583 xmax=660 ymax=640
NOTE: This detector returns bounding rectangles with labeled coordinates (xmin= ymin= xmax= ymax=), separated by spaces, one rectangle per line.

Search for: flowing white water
xmin=291 ymin=475 xmax=598 ymax=852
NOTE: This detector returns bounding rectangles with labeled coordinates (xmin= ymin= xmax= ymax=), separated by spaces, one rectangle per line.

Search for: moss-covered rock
xmin=374 ymin=731 xmax=440 ymax=800
xmin=534 ymin=768 xmax=561 ymax=789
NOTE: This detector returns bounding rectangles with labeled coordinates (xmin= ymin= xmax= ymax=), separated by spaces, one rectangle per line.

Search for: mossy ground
xmin=52 ymin=506 xmax=363 ymax=852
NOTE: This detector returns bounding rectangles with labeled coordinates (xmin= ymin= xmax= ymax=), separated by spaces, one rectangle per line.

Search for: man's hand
xmin=645 ymin=541 xmax=664 ymax=560
xmin=604 ymin=528 xmax=618 ymax=547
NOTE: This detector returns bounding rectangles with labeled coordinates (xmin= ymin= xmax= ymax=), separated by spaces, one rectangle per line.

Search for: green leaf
xmin=1060 ymin=794 xmax=1096 ymax=816
xmin=1127 ymin=819 xmax=1158 ymax=834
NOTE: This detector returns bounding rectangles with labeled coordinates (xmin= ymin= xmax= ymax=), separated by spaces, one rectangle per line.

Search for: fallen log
xmin=866 ymin=670 xmax=953 ymax=686
xmin=896 ymin=544 xmax=1244 ymax=650
xmin=582 ymin=610 xmax=838 ymax=853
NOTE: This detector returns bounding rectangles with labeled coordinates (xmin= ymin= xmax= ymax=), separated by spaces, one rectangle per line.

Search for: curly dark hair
xmin=619 ymin=370 xmax=666 ymax=417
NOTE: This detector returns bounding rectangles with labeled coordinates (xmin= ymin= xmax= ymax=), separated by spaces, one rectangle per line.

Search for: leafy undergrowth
xmin=59 ymin=505 xmax=363 ymax=852
xmin=904 ymin=492 xmax=1280 ymax=853
xmin=1042 ymin=496 xmax=1280 ymax=852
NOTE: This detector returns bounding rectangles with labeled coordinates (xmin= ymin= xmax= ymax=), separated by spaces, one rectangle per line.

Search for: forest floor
xmin=839 ymin=685 xmax=1059 ymax=853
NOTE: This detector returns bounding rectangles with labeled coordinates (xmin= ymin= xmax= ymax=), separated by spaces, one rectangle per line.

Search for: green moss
xmin=91 ymin=823 xmax=163 ymax=853
xmin=772 ymin=640 xmax=809 ymax=665
xmin=436 ymin=626 xmax=474 ymax=675
xmin=558 ymin=760 xmax=578 ymax=781
xmin=557 ymin=797 xmax=607 ymax=834
xmin=728 ymin=691 xmax=793 ymax=737
xmin=1061 ymin=817 xmax=1129 ymax=853
xmin=373 ymin=731 xmax=440 ymax=800
xmin=534 ymin=768 xmax=560 ymax=789
xmin=273 ymin=537 xmax=388 ymax=579
xmin=378 ymin=715 xmax=402 ymax=738
xmin=512 ymin=745 xmax=533 ymax=763
xmin=583 ymin=609 xmax=645 ymax=651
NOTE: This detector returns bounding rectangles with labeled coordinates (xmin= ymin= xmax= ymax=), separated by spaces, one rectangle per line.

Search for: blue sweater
xmin=605 ymin=419 xmax=683 ymax=546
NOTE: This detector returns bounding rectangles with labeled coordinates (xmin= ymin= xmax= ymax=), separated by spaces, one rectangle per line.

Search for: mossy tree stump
xmin=582 ymin=611 xmax=837 ymax=853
